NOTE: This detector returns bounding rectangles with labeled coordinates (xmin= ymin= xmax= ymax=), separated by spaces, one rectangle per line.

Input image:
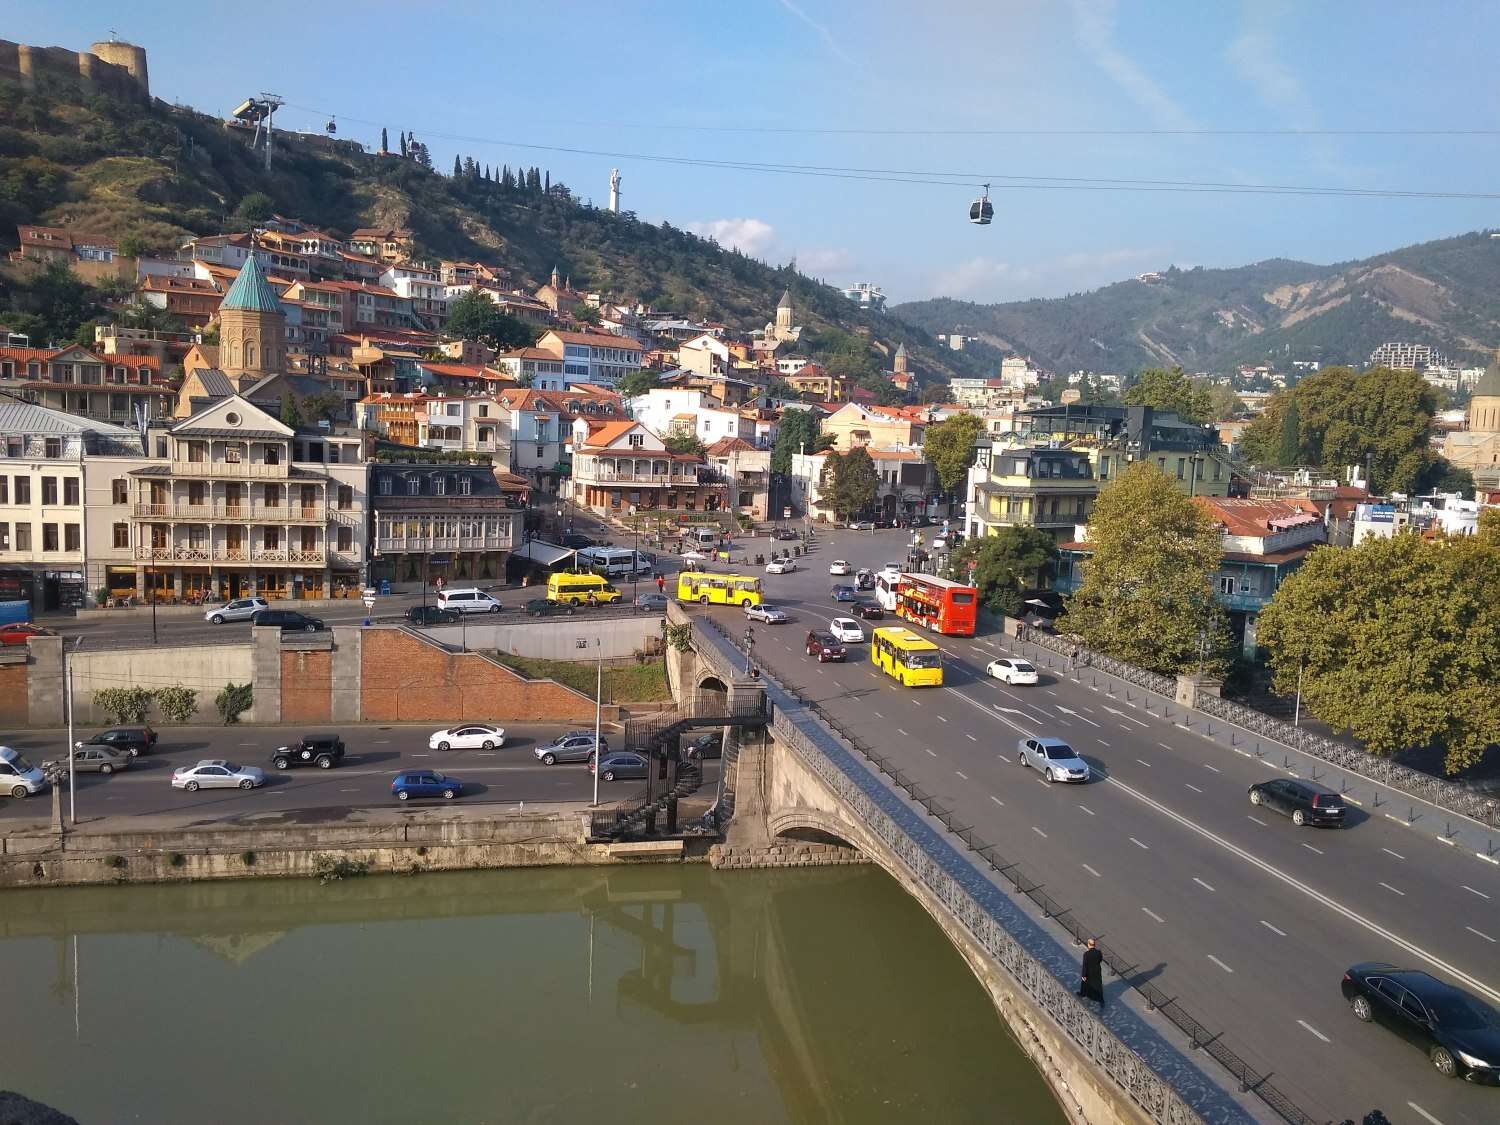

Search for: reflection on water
xmin=2 ymin=865 xmax=1064 ymax=1125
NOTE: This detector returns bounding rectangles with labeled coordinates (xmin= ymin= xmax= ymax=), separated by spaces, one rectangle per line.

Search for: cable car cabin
xmin=871 ymin=626 xmax=943 ymax=688
xmin=890 ymin=573 xmax=978 ymax=636
xmin=969 ymin=186 xmax=994 ymax=225
xmin=676 ymin=571 xmax=762 ymax=608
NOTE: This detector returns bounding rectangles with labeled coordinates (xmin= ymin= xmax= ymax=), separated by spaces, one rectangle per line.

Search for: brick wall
xmin=280 ymin=649 xmax=333 ymax=724
xmin=0 ymin=663 xmax=27 ymax=726
xmin=359 ymin=629 xmax=612 ymax=723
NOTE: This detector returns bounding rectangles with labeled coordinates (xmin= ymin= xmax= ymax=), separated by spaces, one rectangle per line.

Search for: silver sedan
xmin=1016 ymin=737 xmax=1091 ymax=783
xmin=172 ymin=760 xmax=266 ymax=791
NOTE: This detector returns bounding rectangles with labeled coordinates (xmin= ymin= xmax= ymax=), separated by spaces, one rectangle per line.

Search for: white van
xmin=684 ymin=528 xmax=717 ymax=548
xmin=436 ymin=587 xmax=503 ymax=614
xmin=0 ymin=746 xmax=46 ymax=798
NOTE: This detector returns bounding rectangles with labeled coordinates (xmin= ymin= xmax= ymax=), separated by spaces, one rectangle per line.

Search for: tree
xmin=380 ymin=126 xmax=389 ymax=153
xmin=279 ymin=394 xmax=303 ymax=428
xmin=1206 ymin=383 xmax=1246 ymax=420
xmin=819 ymin=447 xmax=878 ymax=520
xmin=234 ymin=192 xmax=273 ymax=223
xmin=919 ymin=382 xmax=954 ymax=405
xmin=1061 ymin=462 xmax=1228 ymax=675
xmin=943 ymin=527 xmax=1057 ymax=616
xmin=1277 ymin=397 xmax=1300 ymax=464
xmin=616 ymin=369 xmax=662 ymax=398
xmin=300 ymin=390 xmax=345 ymax=424
xmin=1124 ymin=367 xmax=1213 ymax=424
xmin=1255 ymin=532 xmax=1500 ymax=774
xmin=922 ymin=411 xmax=984 ymax=495
xmin=443 ymin=289 xmax=537 ymax=350
xmin=771 ymin=408 xmax=822 ymax=474
xmin=453 ymin=154 xmax=462 ymax=177
xmin=663 ymin=432 xmax=705 ymax=456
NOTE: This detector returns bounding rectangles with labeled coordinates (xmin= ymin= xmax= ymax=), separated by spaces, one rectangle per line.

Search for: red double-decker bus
xmin=891 ymin=573 xmax=978 ymax=637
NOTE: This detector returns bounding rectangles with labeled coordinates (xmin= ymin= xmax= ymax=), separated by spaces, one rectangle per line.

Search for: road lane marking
xmin=1463 ymin=885 xmax=1491 ymax=900
xmin=924 ymin=748 xmax=938 ymax=758
xmin=966 ymin=734 xmax=978 ymax=742
xmin=1378 ymin=881 xmax=1406 ymax=896
xmin=1078 ymin=804 xmax=1094 ymax=815
xmin=1157 ymin=742 xmax=1174 ymax=751
xmin=1296 ymin=1020 xmax=1329 ymax=1043
xmin=872 ymin=711 xmax=883 ymax=719
xmin=1135 ymin=758 xmax=1152 ymax=768
xmin=897 ymin=729 xmax=910 ymax=737
xmin=1141 ymin=906 xmax=1165 ymax=923
xmin=1097 ymin=739 xmax=1110 ymax=747
xmin=937 ymin=715 xmax=949 ymax=723
xmin=373 ymin=740 xmax=392 ymax=745
xmin=1128 ymin=837 xmax=1149 ymax=850
xmin=1207 ymin=954 xmax=1234 ymax=974
xmin=910 ymin=699 xmax=922 ymax=706
xmin=1102 ymin=773 xmax=1500 ymax=1007
xmin=1247 ymin=815 xmax=1267 ymax=826
xmin=1201 ymin=763 xmax=1220 ymax=773
xmin=1082 ymin=863 xmax=1102 ymax=878
xmin=1056 ymin=706 xmax=1099 ymax=727
xmin=990 ymin=796 xmax=1004 ymax=807
xmin=1407 ymin=1103 xmax=1445 ymax=1125
xmin=1301 ymin=843 xmax=1324 ymax=855
xmin=1184 ymin=783 xmax=1203 ymax=794
xmin=1467 ymin=926 xmax=1496 ymax=943
xmin=955 ymin=770 xmax=969 ymax=780
xmin=1260 ymin=920 xmax=1287 ymax=937
xmin=1032 ymin=826 xmax=1048 ymax=838
xmin=1382 ymin=847 xmax=1405 ymax=860
xmin=1192 ymin=877 xmax=1216 ymax=892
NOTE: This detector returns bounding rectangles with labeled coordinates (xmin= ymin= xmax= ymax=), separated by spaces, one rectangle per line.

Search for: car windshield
xmin=6 ymin=752 xmax=35 ymax=772
xmin=1427 ymin=992 xmax=1500 ymax=1031
xmin=1044 ymin=746 xmax=1077 ymax=761
xmin=1013 ymin=661 xmax=1035 ymax=672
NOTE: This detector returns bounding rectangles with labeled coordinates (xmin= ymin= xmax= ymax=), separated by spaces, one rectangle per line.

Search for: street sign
xmin=362 ymin=594 xmax=376 ymax=611
xmin=783 ymin=507 xmax=792 ymax=519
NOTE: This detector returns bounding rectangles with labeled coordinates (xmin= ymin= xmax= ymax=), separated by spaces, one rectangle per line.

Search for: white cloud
xmin=1226 ymin=2 xmax=1311 ymax=126
xmin=929 ymin=247 xmax=1165 ymax=302
xmin=1069 ymin=0 xmax=1197 ymax=131
xmin=777 ymin=0 xmax=856 ymax=66
xmin=797 ymin=246 xmax=856 ymax=276
xmin=685 ymin=217 xmax=777 ymax=256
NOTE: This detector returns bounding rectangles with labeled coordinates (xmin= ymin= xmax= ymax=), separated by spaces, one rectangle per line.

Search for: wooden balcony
xmin=170 ymin=460 xmax=289 ymax=479
xmin=132 ymin=501 xmax=327 ymax=522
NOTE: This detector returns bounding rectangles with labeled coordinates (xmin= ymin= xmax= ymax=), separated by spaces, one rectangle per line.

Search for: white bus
xmin=577 ymin=547 xmax=654 ymax=580
xmin=874 ymin=572 xmax=901 ymax=612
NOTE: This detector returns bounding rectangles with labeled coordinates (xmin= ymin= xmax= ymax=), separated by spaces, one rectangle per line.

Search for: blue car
xmin=392 ymin=769 xmax=463 ymax=801
xmin=830 ymin=585 xmax=858 ymax=602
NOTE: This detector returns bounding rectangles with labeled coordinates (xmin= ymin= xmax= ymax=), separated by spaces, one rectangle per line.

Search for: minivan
xmin=546 ymin=572 xmax=622 ymax=606
xmin=251 ymin=609 xmax=326 ymax=632
xmin=0 ymin=746 xmax=46 ymax=798
xmin=684 ymin=528 xmax=717 ymax=547
xmin=436 ymin=587 xmax=503 ymax=614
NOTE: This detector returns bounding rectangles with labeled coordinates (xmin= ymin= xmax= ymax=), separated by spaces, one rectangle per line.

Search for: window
xmin=44 ymin=438 xmax=61 ymax=459
xmin=110 ymin=393 xmax=128 ymax=415
xmin=186 ymin=441 xmax=205 ymax=463
xmin=264 ymin=446 xmax=280 ymax=465
xmin=628 ymin=433 xmax=644 ymax=448
xmin=113 ymin=523 xmax=129 ymax=549
xmin=337 ymin=485 xmax=352 ymax=510
xmin=41 ymin=478 xmax=57 ymax=505
xmin=1176 ymin=458 xmax=1186 ymax=481
xmin=337 ymin=526 xmax=353 ymax=552
xmin=64 ymin=478 xmax=79 ymax=505
xmin=406 ymin=475 xmax=421 ymax=496
xmin=5 ymin=438 xmax=20 ymax=458
xmin=111 ymin=478 xmax=127 ymax=505
xmin=225 ymin=444 xmax=242 ymax=463
xmin=64 ymin=524 xmax=79 ymax=552
xmin=263 ymin=528 xmax=281 ymax=550
xmin=14 ymin=523 xmax=29 ymax=551
xmin=187 ymin=481 xmax=206 ymax=505
xmin=42 ymin=524 xmax=57 ymax=551
xmin=378 ymin=476 xmax=393 ymax=496
xmin=1217 ymin=575 xmax=1236 ymax=595
xmin=0 ymin=524 xmax=7 ymax=550
xmin=458 ymin=476 xmax=472 ymax=496
xmin=434 ymin=476 xmax=447 ymax=496
xmin=155 ymin=438 xmax=167 ymax=458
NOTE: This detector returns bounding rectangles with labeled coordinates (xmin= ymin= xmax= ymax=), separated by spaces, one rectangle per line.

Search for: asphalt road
xmin=693 ymin=527 xmax=1500 ymax=1125
xmin=0 ymin=721 xmax=716 ymax=829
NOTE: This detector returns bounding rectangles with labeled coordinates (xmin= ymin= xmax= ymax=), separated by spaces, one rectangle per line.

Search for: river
xmin=0 ymin=865 xmax=1064 ymax=1125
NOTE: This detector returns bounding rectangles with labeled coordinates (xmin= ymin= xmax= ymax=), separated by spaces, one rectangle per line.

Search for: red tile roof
xmin=541 ymin=330 xmax=645 ymax=351
xmin=1192 ymin=497 xmax=1323 ymax=538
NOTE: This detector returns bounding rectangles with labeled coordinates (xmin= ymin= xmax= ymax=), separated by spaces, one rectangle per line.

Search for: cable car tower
xmin=969 ymin=184 xmax=994 ymax=226
xmin=232 ymin=93 xmax=285 ymax=171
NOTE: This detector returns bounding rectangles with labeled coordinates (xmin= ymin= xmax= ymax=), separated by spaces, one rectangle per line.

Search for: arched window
xmin=245 ymin=341 xmax=256 ymax=368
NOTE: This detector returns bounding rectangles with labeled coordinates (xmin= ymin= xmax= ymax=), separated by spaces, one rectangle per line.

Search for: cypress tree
xmin=380 ymin=126 xmax=389 ymax=153
xmin=544 ymin=170 xmax=550 ymax=192
xmin=453 ymin=154 xmax=462 ymax=176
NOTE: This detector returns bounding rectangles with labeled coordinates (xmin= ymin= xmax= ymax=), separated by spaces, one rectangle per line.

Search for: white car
xmin=172 ymin=760 xmax=265 ymax=791
xmin=829 ymin=617 xmax=865 ymax=644
xmin=880 ymin=562 xmax=902 ymax=581
xmin=828 ymin=560 xmax=853 ymax=576
xmin=847 ymin=520 xmax=874 ymax=531
xmin=205 ymin=597 xmax=269 ymax=624
xmin=429 ymin=723 xmax=506 ymax=751
xmin=765 ymin=558 xmax=797 ymax=574
xmin=745 ymin=603 xmax=789 ymax=624
xmin=987 ymin=657 xmax=1039 ymax=685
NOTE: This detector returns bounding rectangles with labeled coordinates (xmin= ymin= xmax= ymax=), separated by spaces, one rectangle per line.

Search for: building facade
xmin=966 ymin=441 xmax=1098 ymax=543
xmin=0 ymin=345 xmax=173 ymax=423
xmin=369 ymin=461 xmax=522 ymax=586
xmin=536 ymin=330 xmax=643 ymax=388
xmin=567 ymin=421 xmax=722 ymax=517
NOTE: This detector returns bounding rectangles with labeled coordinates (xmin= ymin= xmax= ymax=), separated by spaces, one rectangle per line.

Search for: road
xmin=0 ymin=721 xmax=717 ymax=829
xmin=692 ymin=527 xmax=1499 ymax=1125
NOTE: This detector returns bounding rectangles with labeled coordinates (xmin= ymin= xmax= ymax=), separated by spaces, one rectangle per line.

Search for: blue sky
xmin=13 ymin=1 xmax=1500 ymax=304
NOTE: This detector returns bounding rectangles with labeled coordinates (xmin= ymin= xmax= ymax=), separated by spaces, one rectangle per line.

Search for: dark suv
xmin=1247 ymin=778 xmax=1346 ymax=827
xmin=271 ymin=734 xmax=346 ymax=770
xmin=805 ymin=630 xmax=846 ymax=663
xmin=78 ymin=726 xmax=157 ymax=758
xmin=252 ymin=609 xmax=326 ymax=633
xmin=406 ymin=605 xmax=460 ymax=626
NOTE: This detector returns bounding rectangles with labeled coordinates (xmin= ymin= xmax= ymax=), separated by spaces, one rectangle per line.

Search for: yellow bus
xmin=547 ymin=571 xmax=623 ymax=605
xmin=870 ymin=626 xmax=943 ymax=688
xmin=676 ymin=571 xmax=763 ymax=607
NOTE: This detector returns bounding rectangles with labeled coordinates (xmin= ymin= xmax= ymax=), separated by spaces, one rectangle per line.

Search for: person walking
xmin=1069 ymin=643 xmax=1081 ymax=671
xmin=655 ymin=574 xmax=665 ymax=596
xmin=1078 ymin=938 xmax=1105 ymax=1009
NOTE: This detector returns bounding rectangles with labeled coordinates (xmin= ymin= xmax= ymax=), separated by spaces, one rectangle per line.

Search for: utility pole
xmin=65 ymin=640 xmax=80 ymax=825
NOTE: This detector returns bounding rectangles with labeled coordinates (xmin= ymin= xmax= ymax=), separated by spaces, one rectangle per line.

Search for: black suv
xmin=771 ymin=528 xmax=799 ymax=541
xmin=78 ymin=725 xmax=158 ymax=758
xmin=805 ymin=630 xmax=846 ymax=663
xmin=1342 ymin=963 xmax=1500 ymax=1082
xmin=525 ymin=598 xmax=577 ymax=618
xmin=684 ymin=732 xmax=723 ymax=760
xmin=252 ymin=609 xmax=326 ymax=632
xmin=271 ymin=734 xmax=346 ymax=770
xmin=1247 ymin=778 xmax=1346 ymax=827
xmin=406 ymin=605 xmax=460 ymax=626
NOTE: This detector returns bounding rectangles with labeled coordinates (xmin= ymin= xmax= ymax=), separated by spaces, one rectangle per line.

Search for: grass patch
xmin=490 ymin=653 xmax=671 ymax=703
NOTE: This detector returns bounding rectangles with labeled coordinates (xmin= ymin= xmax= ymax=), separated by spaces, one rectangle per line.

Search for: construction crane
xmin=232 ymin=93 xmax=285 ymax=171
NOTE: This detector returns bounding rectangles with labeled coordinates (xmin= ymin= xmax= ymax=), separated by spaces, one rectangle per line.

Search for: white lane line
xmin=1032 ymin=826 xmax=1048 ymax=838
xmin=1202 ymin=763 xmax=1220 ymax=773
xmin=238 ymin=741 xmax=257 ymax=747
xmin=1082 ymin=863 xmax=1102 ymax=878
xmin=339 ymin=788 xmax=357 ymax=793
xmin=1296 ymin=1019 xmax=1330 ymax=1044
xmin=1135 ymin=758 xmax=1153 ymax=768
xmin=1128 ymin=837 xmax=1150 ymax=850
xmin=897 ymin=729 xmax=911 ymax=737
xmin=910 ymin=699 xmax=922 ymax=706
xmin=1407 ymin=1102 xmax=1445 ymax=1125
xmin=1378 ymin=881 xmax=1406 ymax=897
xmin=1463 ymin=884 xmax=1492 ymax=900
xmin=1078 ymin=804 xmax=1095 ymax=816
xmin=1102 ymin=773 xmax=1500 ymax=1007
xmin=872 ymin=711 xmax=883 ymax=719
xmin=966 ymin=733 xmax=979 ymax=742
xmin=1157 ymin=741 xmax=1174 ymax=751
xmin=1141 ymin=906 xmax=1166 ymax=924
xmin=1382 ymin=847 xmax=1405 ymax=860
xmin=1098 ymin=739 xmax=1111 ymax=747
xmin=1467 ymin=926 xmax=1496 ymax=944
xmin=1192 ymin=877 xmax=1216 ymax=893
xmin=1301 ymin=843 xmax=1324 ymax=855
xmin=990 ymin=796 xmax=1005 ymax=807
xmin=1260 ymin=920 xmax=1287 ymax=937
xmin=1247 ymin=815 xmax=1268 ymax=826
xmin=1184 ymin=783 xmax=1203 ymax=794
xmin=955 ymin=770 xmax=969 ymax=780
xmin=373 ymin=739 xmax=392 ymax=745
xmin=924 ymin=747 xmax=938 ymax=758
xmin=937 ymin=715 xmax=949 ymax=723
xmin=1207 ymin=954 xmax=1234 ymax=974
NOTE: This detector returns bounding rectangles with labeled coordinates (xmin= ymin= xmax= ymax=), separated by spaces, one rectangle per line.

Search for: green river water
xmin=0 ymin=865 xmax=1064 ymax=1124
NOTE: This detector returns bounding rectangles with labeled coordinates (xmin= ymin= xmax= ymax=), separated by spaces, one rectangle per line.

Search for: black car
xmin=525 ymin=597 xmax=577 ymax=618
xmin=1341 ymin=963 xmax=1500 ymax=1082
xmin=771 ymin=528 xmax=799 ymax=541
xmin=271 ymin=734 xmax=346 ymax=770
xmin=1247 ymin=778 xmax=1346 ymax=827
xmin=855 ymin=602 xmax=885 ymax=620
xmin=78 ymin=725 xmax=158 ymax=758
xmin=252 ymin=609 xmax=327 ymax=633
xmin=684 ymin=732 xmax=723 ymax=760
xmin=873 ymin=518 xmax=894 ymax=529
xmin=558 ymin=533 xmax=596 ymax=550
xmin=406 ymin=605 xmax=460 ymax=626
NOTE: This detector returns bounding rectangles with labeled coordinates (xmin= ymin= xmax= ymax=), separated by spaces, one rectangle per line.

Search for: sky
xmin=11 ymin=1 xmax=1500 ymax=305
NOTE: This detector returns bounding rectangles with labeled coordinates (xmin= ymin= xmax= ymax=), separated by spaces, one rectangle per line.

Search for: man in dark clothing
xmin=1078 ymin=938 xmax=1105 ymax=1008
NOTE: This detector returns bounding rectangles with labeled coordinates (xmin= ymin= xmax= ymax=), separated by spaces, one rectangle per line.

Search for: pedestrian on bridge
xmin=1078 ymin=938 xmax=1105 ymax=1009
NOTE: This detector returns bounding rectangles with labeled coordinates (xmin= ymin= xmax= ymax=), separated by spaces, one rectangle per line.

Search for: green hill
xmin=892 ymin=234 xmax=1500 ymax=375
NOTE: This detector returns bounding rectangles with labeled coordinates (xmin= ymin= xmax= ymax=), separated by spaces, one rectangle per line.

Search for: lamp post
xmin=576 ymin=636 xmax=601 ymax=807
xmin=742 ymin=625 xmax=755 ymax=675
xmin=629 ymin=504 xmax=639 ymax=603
xmin=148 ymin=561 xmax=158 ymax=646
xmin=1293 ymin=658 xmax=1304 ymax=729
xmin=64 ymin=639 xmax=76 ymax=825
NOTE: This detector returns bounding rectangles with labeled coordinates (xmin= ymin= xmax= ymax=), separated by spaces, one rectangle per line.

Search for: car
xmin=854 ymin=568 xmax=876 ymax=590
xmin=436 ymin=587 xmax=503 ymax=614
xmin=406 ymin=605 xmax=461 ymax=626
xmin=0 ymin=622 xmax=53 ymax=646
xmin=745 ymin=603 xmax=788 ymax=624
xmin=524 ymin=597 xmax=576 ymax=618
xmin=172 ymin=760 xmax=265 ymax=791
xmin=854 ymin=602 xmax=884 ymax=620
xmin=0 ymin=746 xmax=46 ymax=798
xmin=764 ymin=558 xmax=797 ymax=574
xmin=829 ymin=617 xmax=865 ymax=644
xmin=771 ymin=528 xmax=799 ymax=541
xmin=828 ymin=560 xmax=853 ymax=575
xmin=986 ymin=658 xmax=1039 ymax=685
xmin=205 ymin=597 xmax=269 ymax=624
xmin=805 ymin=630 xmax=846 ymax=663
xmin=429 ymin=724 xmax=506 ymax=751
xmin=534 ymin=732 xmax=607 ymax=765
xmin=847 ymin=520 xmax=874 ymax=531
xmin=252 ymin=609 xmax=326 ymax=633
xmin=684 ymin=732 xmax=723 ymax=760
xmin=590 ymin=751 xmax=650 ymax=782
xmin=78 ymin=726 xmax=157 ymax=757
xmin=830 ymin=585 xmax=857 ymax=602
xmin=270 ymin=734 xmax=346 ymax=770
xmin=1248 ymin=778 xmax=1346 ymax=827
xmin=1016 ymin=738 xmax=1091 ymax=783
xmin=1341 ymin=963 xmax=1500 ymax=1082
xmin=634 ymin=592 xmax=669 ymax=612
xmin=873 ymin=518 xmax=895 ymax=529
xmin=67 ymin=744 xmax=132 ymax=775
xmin=558 ymin=532 xmax=596 ymax=550
xmin=392 ymin=769 xmax=463 ymax=801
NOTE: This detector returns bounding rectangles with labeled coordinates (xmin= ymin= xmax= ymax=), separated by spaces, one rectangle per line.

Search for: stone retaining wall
xmin=709 ymin=841 xmax=868 ymax=869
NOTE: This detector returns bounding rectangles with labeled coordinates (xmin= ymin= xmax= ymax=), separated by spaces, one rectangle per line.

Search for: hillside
xmin=892 ymin=234 xmax=1500 ymax=375
xmin=0 ymin=74 xmax=969 ymax=384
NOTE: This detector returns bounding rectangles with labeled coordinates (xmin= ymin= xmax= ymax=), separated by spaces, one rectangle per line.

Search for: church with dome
xmin=1441 ymin=350 xmax=1500 ymax=489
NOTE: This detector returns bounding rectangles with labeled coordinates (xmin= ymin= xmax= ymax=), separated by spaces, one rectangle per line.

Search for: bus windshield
xmin=903 ymin=651 xmax=941 ymax=669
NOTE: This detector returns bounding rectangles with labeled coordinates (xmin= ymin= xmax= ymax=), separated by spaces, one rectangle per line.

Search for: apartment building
xmin=567 ymin=420 xmax=722 ymax=517
xmin=0 ymin=345 xmax=174 ymax=423
xmin=965 ymin=440 xmax=1098 ymax=543
xmin=418 ymin=397 xmax=509 ymax=456
xmin=627 ymin=387 xmax=756 ymax=446
xmin=820 ymin=401 xmax=926 ymax=452
xmin=347 ymin=227 xmax=414 ymax=263
xmin=369 ymin=460 xmax=523 ymax=586
xmin=536 ymin=330 xmax=643 ymax=388
xmin=491 ymin=347 xmax=564 ymax=385
xmin=381 ymin=263 xmax=448 ymax=328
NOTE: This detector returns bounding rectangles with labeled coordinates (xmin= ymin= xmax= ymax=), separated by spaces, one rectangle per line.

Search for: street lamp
xmin=742 ymin=624 xmax=755 ymax=675
xmin=578 ymin=636 xmax=603 ymax=807
xmin=629 ymin=504 xmax=639 ymax=603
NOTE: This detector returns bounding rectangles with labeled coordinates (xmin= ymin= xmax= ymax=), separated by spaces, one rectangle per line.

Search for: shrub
xmin=168 ymin=852 xmax=185 ymax=867
xmin=104 ymin=854 xmax=127 ymax=869
xmin=93 ymin=687 xmax=153 ymax=724
xmin=314 ymin=854 xmax=369 ymax=884
xmin=215 ymin=682 xmax=253 ymax=725
xmin=153 ymin=685 xmax=198 ymax=724
xmin=240 ymin=850 xmax=256 ymax=867
xmin=665 ymin=622 xmax=694 ymax=652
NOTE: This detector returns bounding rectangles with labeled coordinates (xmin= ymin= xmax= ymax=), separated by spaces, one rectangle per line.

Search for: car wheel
xmin=602 ymin=771 xmax=616 ymax=782
xmin=1430 ymin=1046 xmax=1457 ymax=1078
xmin=489 ymin=605 xmax=501 ymax=613
xmin=699 ymin=595 xmax=709 ymax=605
xmin=1017 ymin=753 xmax=1027 ymax=767
xmin=316 ymin=756 xmax=333 ymax=769
xmin=482 ymin=740 xmax=495 ymax=750
xmin=239 ymin=779 xmax=255 ymax=790
xmin=211 ymin=614 xmax=225 ymax=625
xmin=185 ymin=781 xmax=200 ymax=792
xmin=442 ymin=789 xmax=456 ymax=799
xmin=1350 ymin=995 xmax=1373 ymax=1022
xmin=274 ymin=758 xmax=289 ymax=769
xmin=438 ymin=741 xmax=451 ymax=752
xmin=1291 ymin=809 xmax=1306 ymax=827
xmin=127 ymin=747 xmax=139 ymax=758
xmin=566 ymin=606 xmax=575 ymax=615
xmin=397 ymin=790 xmax=410 ymax=801
xmin=305 ymin=624 xmax=317 ymax=632
xmin=11 ymin=784 xmax=29 ymax=798
xmin=1046 ymin=769 xmax=1056 ymax=784
xmin=542 ymin=753 xmax=557 ymax=765
xmin=100 ymin=763 xmax=114 ymax=775
xmin=1249 ymin=789 xmax=1262 ymax=805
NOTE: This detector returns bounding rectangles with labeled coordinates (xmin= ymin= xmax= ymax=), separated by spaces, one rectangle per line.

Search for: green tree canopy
xmin=1061 ymin=462 xmax=1228 ymax=675
xmin=922 ymin=411 xmax=984 ymax=494
xmin=617 ymin=369 xmax=662 ymax=398
xmin=943 ymin=527 xmax=1057 ymax=616
xmin=1123 ymin=367 xmax=1213 ymax=424
xmin=234 ymin=192 xmax=273 ymax=223
xmin=819 ymin=446 xmax=879 ymax=520
xmin=1206 ymin=383 xmax=1246 ymax=420
xmin=771 ymin=408 xmax=822 ymax=474
xmin=663 ymin=431 xmax=705 ymax=456
xmin=1255 ymin=532 xmax=1500 ymax=774
xmin=443 ymin=289 xmax=538 ymax=350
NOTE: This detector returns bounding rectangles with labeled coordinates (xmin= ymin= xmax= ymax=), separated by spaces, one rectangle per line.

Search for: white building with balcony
xmin=565 ymin=420 xmax=723 ymax=517
xmin=381 ymin=263 xmax=448 ymax=328
xmin=418 ymin=397 xmax=509 ymax=457
xmin=369 ymin=461 xmax=523 ymax=586
xmin=536 ymin=330 xmax=643 ymax=388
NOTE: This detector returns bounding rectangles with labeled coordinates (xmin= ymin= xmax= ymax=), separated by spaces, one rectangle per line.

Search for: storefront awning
xmin=511 ymin=540 xmax=577 ymax=567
